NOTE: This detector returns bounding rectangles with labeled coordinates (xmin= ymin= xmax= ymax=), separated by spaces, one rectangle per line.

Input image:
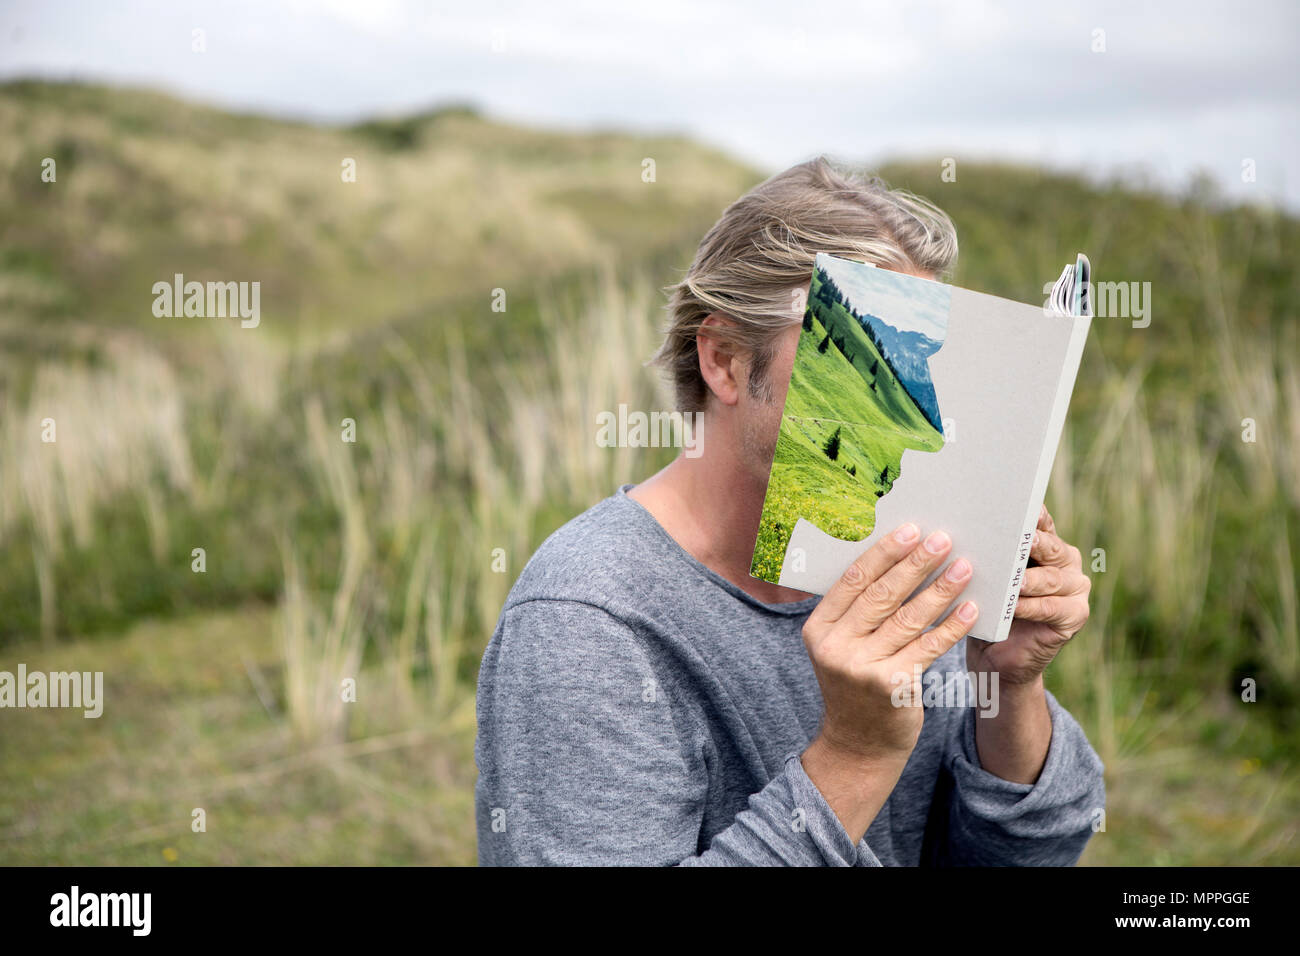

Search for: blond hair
xmin=650 ymin=156 xmax=958 ymax=413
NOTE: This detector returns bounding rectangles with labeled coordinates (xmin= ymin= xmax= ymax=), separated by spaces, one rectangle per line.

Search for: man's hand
xmin=801 ymin=522 xmax=977 ymax=843
xmin=967 ymin=505 xmax=1090 ymax=686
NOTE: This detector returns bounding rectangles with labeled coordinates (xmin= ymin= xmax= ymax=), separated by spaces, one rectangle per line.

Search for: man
xmin=475 ymin=156 xmax=1104 ymax=865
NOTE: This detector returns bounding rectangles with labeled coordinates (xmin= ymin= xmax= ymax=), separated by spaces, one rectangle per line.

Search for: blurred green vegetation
xmin=0 ymin=81 xmax=1296 ymax=865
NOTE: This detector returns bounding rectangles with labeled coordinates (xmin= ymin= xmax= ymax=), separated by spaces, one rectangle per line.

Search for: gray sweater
xmin=474 ymin=486 xmax=1105 ymax=865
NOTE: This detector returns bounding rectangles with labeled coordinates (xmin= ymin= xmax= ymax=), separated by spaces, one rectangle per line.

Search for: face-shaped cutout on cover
xmin=751 ymin=254 xmax=953 ymax=582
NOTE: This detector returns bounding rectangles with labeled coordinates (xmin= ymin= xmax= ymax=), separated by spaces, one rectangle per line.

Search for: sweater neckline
xmin=614 ymin=484 xmax=822 ymax=618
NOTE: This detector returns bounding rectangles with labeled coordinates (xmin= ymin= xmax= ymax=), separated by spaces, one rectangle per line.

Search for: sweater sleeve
xmin=938 ymin=686 xmax=1107 ymax=865
xmin=474 ymin=599 xmax=861 ymax=866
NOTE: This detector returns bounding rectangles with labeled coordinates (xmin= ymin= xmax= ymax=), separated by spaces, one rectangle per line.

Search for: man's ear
xmin=697 ymin=313 xmax=742 ymax=407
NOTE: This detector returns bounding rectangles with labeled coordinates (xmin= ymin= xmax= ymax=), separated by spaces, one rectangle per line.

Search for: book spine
xmin=997 ymin=519 xmax=1037 ymax=640
xmin=995 ymin=314 xmax=1093 ymax=640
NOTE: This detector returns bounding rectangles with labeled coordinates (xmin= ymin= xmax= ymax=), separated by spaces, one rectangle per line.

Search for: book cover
xmin=750 ymin=252 xmax=1092 ymax=642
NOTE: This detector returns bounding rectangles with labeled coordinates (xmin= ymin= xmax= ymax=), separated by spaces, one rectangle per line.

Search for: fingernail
xmin=924 ymin=530 xmax=950 ymax=554
xmin=894 ymin=523 xmax=919 ymax=543
xmin=957 ymin=601 xmax=978 ymax=622
xmin=944 ymin=558 xmax=971 ymax=582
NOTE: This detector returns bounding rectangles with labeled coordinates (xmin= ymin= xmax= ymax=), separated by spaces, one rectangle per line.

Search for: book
xmin=749 ymin=252 xmax=1093 ymax=642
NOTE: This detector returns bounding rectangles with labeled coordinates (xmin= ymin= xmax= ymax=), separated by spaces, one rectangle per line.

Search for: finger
xmin=1013 ymin=594 xmax=1086 ymax=634
xmin=1029 ymin=528 xmax=1079 ymax=569
xmin=812 ymin=522 xmax=922 ymax=626
xmin=841 ymin=529 xmax=952 ymax=635
xmin=896 ymin=600 xmax=979 ymax=672
xmin=1037 ymin=504 xmax=1057 ymax=534
xmin=1018 ymin=564 xmax=1065 ymax=597
xmin=871 ymin=556 xmax=974 ymax=655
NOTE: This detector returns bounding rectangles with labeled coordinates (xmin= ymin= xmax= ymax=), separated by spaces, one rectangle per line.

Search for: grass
xmin=1078 ymin=693 xmax=1300 ymax=864
xmin=0 ymin=80 xmax=1296 ymax=864
xmin=0 ymin=606 xmax=479 ymax=865
xmin=0 ymin=262 xmax=675 ymax=865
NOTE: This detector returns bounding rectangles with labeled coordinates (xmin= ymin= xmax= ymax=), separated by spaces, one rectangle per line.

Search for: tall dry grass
xmin=269 ymin=267 xmax=671 ymax=742
xmin=0 ymin=339 xmax=193 ymax=640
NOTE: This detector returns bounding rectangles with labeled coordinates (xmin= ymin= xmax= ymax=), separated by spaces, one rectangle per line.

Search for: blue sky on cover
xmin=817 ymin=255 xmax=952 ymax=342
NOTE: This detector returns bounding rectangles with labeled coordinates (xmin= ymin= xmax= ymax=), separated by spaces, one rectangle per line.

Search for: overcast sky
xmin=2 ymin=0 xmax=1296 ymax=207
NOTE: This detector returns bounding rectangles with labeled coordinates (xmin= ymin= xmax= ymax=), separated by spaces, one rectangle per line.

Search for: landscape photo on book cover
xmin=751 ymin=256 xmax=953 ymax=583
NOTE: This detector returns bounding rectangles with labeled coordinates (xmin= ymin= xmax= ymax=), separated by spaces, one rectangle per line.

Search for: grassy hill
xmin=790 ymin=269 xmax=943 ymax=440
xmin=0 ymin=79 xmax=757 ymax=363
xmin=0 ymin=79 xmax=759 ymax=639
